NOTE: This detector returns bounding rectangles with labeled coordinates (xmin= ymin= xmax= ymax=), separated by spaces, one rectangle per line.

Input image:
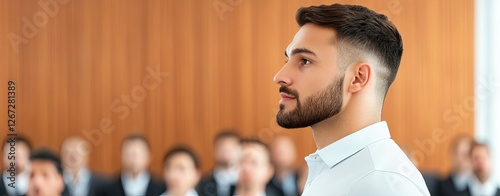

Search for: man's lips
xmin=279 ymin=92 xmax=296 ymax=103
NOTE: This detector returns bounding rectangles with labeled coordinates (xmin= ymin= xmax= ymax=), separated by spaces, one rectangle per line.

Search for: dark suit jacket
xmin=229 ymin=183 xmax=284 ymax=196
xmin=85 ymin=173 xmax=112 ymax=196
xmin=269 ymin=172 xmax=299 ymax=196
xmin=437 ymin=176 xmax=469 ymax=196
xmin=96 ymin=174 xmax=165 ymax=196
xmin=196 ymin=173 xmax=219 ymax=196
xmin=465 ymin=186 xmax=500 ymax=196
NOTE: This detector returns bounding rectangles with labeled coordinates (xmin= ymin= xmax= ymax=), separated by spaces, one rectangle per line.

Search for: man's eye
xmin=301 ymin=58 xmax=311 ymax=65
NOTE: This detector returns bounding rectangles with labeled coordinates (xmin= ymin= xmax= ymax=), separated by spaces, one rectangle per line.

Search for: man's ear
xmin=348 ymin=63 xmax=371 ymax=93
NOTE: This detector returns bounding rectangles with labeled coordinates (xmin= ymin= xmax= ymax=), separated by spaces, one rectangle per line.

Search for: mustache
xmin=279 ymin=86 xmax=299 ymax=98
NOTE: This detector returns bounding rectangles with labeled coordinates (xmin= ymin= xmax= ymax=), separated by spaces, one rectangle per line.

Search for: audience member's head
xmin=470 ymin=142 xmax=492 ymax=183
xmin=60 ymin=136 xmax=91 ymax=173
xmin=214 ymin=131 xmax=242 ymax=168
xmin=450 ymin=135 xmax=473 ymax=174
xmin=121 ymin=134 xmax=151 ymax=175
xmin=270 ymin=136 xmax=297 ymax=172
xmin=3 ymin=135 xmax=32 ymax=172
xmin=163 ymin=147 xmax=201 ymax=195
xmin=237 ymin=139 xmax=274 ymax=194
xmin=28 ymin=148 xmax=65 ymax=196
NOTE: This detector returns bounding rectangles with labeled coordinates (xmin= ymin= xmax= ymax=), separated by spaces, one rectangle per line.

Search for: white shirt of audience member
xmin=3 ymin=170 xmax=30 ymax=195
xmin=63 ymin=168 xmax=91 ymax=196
xmin=160 ymin=189 xmax=199 ymax=196
xmin=213 ymin=166 xmax=239 ymax=196
xmin=468 ymin=176 xmax=498 ymax=196
xmin=121 ymin=171 xmax=150 ymax=196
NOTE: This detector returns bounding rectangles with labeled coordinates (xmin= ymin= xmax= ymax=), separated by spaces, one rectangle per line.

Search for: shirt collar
xmin=316 ymin=121 xmax=391 ymax=168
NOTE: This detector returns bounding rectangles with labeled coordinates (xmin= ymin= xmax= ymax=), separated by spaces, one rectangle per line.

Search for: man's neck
xmin=236 ymin=184 xmax=265 ymax=196
xmin=311 ymin=104 xmax=381 ymax=149
xmin=275 ymin=167 xmax=294 ymax=180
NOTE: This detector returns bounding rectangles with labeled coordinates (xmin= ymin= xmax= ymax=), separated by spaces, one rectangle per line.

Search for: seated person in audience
xmin=1 ymin=135 xmax=31 ymax=196
xmin=197 ymin=131 xmax=242 ymax=196
xmin=231 ymin=139 xmax=284 ymax=196
xmin=27 ymin=148 xmax=65 ymax=196
xmin=437 ymin=135 xmax=473 ymax=196
xmin=98 ymin=134 xmax=165 ymax=196
xmin=466 ymin=142 xmax=500 ymax=196
xmin=161 ymin=147 xmax=201 ymax=196
xmin=60 ymin=136 xmax=111 ymax=196
xmin=296 ymin=163 xmax=308 ymax=195
xmin=269 ymin=136 xmax=299 ymax=196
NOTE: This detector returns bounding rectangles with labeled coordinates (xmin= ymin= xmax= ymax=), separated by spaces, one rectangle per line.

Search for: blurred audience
xmin=296 ymin=163 xmax=308 ymax=195
xmin=161 ymin=147 xmax=201 ymax=196
xmin=1 ymin=135 xmax=31 ymax=196
xmin=0 ymin=135 xmax=31 ymax=195
xmin=197 ymin=131 xmax=242 ymax=196
xmin=437 ymin=135 xmax=474 ymax=196
xmin=467 ymin=142 xmax=499 ymax=196
xmin=98 ymin=134 xmax=165 ymax=196
xmin=60 ymin=136 xmax=110 ymax=196
xmin=27 ymin=148 xmax=65 ymax=196
xmin=231 ymin=139 xmax=283 ymax=196
xmin=269 ymin=136 xmax=299 ymax=196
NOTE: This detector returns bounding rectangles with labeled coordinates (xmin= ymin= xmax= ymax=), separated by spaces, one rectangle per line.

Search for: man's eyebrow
xmin=284 ymin=48 xmax=317 ymax=58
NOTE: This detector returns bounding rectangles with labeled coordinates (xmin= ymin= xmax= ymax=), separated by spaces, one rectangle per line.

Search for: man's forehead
xmin=286 ymin=23 xmax=336 ymax=55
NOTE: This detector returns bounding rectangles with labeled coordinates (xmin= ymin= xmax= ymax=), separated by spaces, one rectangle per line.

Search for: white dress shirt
xmin=213 ymin=167 xmax=239 ymax=196
xmin=468 ymin=176 xmax=499 ymax=196
xmin=451 ymin=172 xmax=471 ymax=191
xmin=3 ymin=170 xmax=29 ymax=195
xmin=121 ymin=171 xmax=150 ymax=196
xmin=63 ymin=168 xmax=91 ymax=196
xmin=302 ymin=121 xmax=430 ymax=196
xmin=160 ymin=189 xmax=199 ymax=196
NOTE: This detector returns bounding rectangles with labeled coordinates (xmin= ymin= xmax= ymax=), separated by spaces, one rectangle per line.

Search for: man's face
xmin=270 ymin=137 xmax=296 ymax=168
xmin=28 ymin=160 xmax=64 ymax=196
xmin=239 ymin=144 xmax=273 ymax=189
xmin=3 ymin=142 xmax=30 ymax=170
xmin=121 ymin=140 xmax=150 ymax=173
xmin=452 ymin=138 xmax=472 ymax=172
xmin=61 ymin=138 xmax=90 ymax=170
xmin=163 ymin=153 xmax=200 ymax=192
xmin=471 ymin=146 xmax=491 ymax=180
xmin=214 ymin=137 xmax=242 ymax=166
xmin=274 ymin=23 xmax=345 ymax=128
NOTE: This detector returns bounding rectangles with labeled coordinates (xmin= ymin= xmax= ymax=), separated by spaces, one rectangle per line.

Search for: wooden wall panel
xmin=0 ymin=0 xmax=474 ymax=177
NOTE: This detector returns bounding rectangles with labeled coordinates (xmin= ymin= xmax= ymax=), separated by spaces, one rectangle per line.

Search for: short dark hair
xmin=296 ymin=4 xmax=403 ymax=96
xmin=241 ymin=138 xmax=272 ymax=164
xmin=30 ymin=148 xmax=63 ymax=176
xmin=2 ymin=135 xmax=32 ymax=151
xmin=163 ymin=147 xmax=200 ymax=169
xmin=214 ymin=131 xmax=241 ymax=144
xmin=122 ymin=134 xmax=150 ymax=150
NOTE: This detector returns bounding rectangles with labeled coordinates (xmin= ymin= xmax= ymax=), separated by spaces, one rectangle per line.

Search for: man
xmin=1 ymin=135 xmax=31 ymax=196
xmin=197 ymin=131 xmax=242 ymax=196
xmin=98 ymin=134 xmax=165 ymax=196
xmin=161 ymin=147 xmax=201 ymax=196
xmin=466 ymin=143 xmax=499 ymax=196
xmin=231 ymin=139 xmax=283 ymax=196
xmin=273 ymin=4 xmax=430 ymax=195
xmin=60 ymin=136 xmax=110 ymax=196
xmin=437 ymin=135 xmax=473 ymax=196
xmin=269 ymin=136 xmax=299 ymax=196
xmin=27 ymin=148 xmax=65 ymax=196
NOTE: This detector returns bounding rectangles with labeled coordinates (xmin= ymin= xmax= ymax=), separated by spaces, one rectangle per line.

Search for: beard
xmin=276 ymin=76 xmax=344 ymax=128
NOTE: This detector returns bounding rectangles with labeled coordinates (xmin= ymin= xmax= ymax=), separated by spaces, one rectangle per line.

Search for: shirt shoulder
xmin=348 ymin=170 xmax=430 ymax=196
